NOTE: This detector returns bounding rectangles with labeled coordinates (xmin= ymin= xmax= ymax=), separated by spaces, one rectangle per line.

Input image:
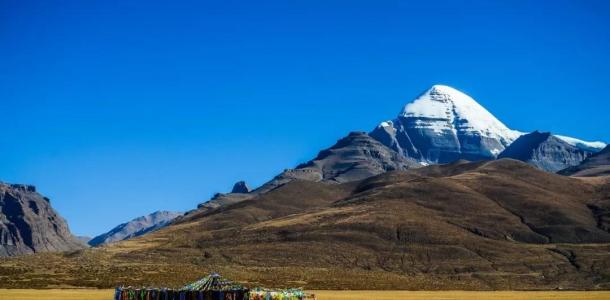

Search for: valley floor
xmin=1 ymin=290 xmax=610 ymax=300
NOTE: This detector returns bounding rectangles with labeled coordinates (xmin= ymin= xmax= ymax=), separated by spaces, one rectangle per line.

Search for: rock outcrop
xmin=0 ymin=182 xmax=84 ymax=256
xmin=231 ymin=181 xmax=250 ymax=193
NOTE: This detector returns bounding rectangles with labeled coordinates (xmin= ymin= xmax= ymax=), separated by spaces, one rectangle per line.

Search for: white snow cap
xmin=554 ymin=135 xmax=606 ymax=151
xmin=379 ymin=121 xmax=393 ymax=128
xmin=398 ymin=84 xmax=522 ymax=142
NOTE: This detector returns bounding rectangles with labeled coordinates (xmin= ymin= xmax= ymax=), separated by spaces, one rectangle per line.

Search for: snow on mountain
xmin=554 ymin=135 xmax=606 ymax=153
xmin=400 ymin=85 xmax=522 ymax=143
xmin=371 ymin=85 xmax=522 ymax=163
xmin=370 ymin=84 xmax=607 ymax=166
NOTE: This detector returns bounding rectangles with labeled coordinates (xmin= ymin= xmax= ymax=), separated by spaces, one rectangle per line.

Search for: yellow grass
xmin=1 ymin=289 xmax=610 ymax=300
xmin=0 ymin=289 xmax=111 ymax=300
xmin=311 ymin=290 xmax=610 ymax=299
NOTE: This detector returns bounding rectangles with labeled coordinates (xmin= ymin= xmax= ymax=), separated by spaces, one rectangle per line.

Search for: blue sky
xmin=1 ymin=0 xmax=609 ymax=237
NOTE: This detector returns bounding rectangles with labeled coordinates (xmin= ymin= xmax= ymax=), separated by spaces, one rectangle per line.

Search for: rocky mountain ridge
xmin=195 ymin=131 xmax=421 ymax=211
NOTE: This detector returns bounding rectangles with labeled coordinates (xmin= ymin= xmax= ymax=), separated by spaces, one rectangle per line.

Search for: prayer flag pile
xmin=114 ymin=273 xmax=314 ymax=300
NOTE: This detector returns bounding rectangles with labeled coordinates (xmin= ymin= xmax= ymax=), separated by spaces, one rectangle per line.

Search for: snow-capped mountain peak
xmin=399 ymin=84 xmax=521 ymax=143
xmin=371 ymin=84 xmax=521 ymax=163
xmin=370 ymin=84 xmax=605 ymax=165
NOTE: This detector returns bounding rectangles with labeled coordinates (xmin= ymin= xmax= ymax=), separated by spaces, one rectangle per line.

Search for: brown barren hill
xmin=1 ymin=159 xmax=610 ymax=290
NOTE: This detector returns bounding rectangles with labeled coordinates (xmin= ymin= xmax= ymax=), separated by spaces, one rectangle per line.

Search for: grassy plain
xmin=2 ymin=290 xmax=610 ymax=300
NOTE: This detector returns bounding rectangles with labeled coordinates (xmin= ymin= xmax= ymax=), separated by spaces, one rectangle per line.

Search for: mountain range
xmin=2 ymin=84 xmax=607 ymax=258
xmin=1 ymin=159 xmax=610 ymax=290
xmin=1 ymin=84 xmax=609 ymax=290
xmin=195 ymin=84 xmax=605 ymax=207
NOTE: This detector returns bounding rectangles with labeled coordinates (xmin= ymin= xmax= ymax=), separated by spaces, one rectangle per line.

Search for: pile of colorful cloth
xmin=115 ymin=273 xmax=249 ymax=300
xmin=114 ymin=288 xmax=248 ymax=300
xmin=114 ymin=273 xmax=313 ymax=300
xmin=181 ymin=273 xmax=246 ymax=292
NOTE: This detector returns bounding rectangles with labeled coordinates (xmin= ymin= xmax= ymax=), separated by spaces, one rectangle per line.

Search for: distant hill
xmin=498 ymin=131 xmax=591 ymax=172
xmin=559 ymin=145 xmax=610 ymax=177
xmin=0 ymin=182 xmax=84 ymax=257
xmin=88 ymin=211 xmax=182 ymax=246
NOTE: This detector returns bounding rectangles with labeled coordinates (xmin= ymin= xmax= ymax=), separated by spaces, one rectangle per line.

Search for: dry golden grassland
xmin=311 ymin=290 xmax=610 ymax=299
xmin=0 ymin=289 xmax=110 ymax=300
xmin=2 ymin=290 xmax=610 ymax=300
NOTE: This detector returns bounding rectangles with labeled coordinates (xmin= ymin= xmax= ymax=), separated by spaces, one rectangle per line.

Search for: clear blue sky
xmin=1 ymin=0 xmax=609 ymax=237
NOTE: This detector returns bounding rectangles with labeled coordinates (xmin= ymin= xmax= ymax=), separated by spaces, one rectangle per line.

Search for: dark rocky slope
xmin=0 ymin=182 xmax=84 ymax=257
xmin=195 ymin=131 xmax=420 ymax=212
xmin=498 ymin=131 xmax=591 ymax=172
xmin=255 ymin=131 xmax=421 ymax=192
